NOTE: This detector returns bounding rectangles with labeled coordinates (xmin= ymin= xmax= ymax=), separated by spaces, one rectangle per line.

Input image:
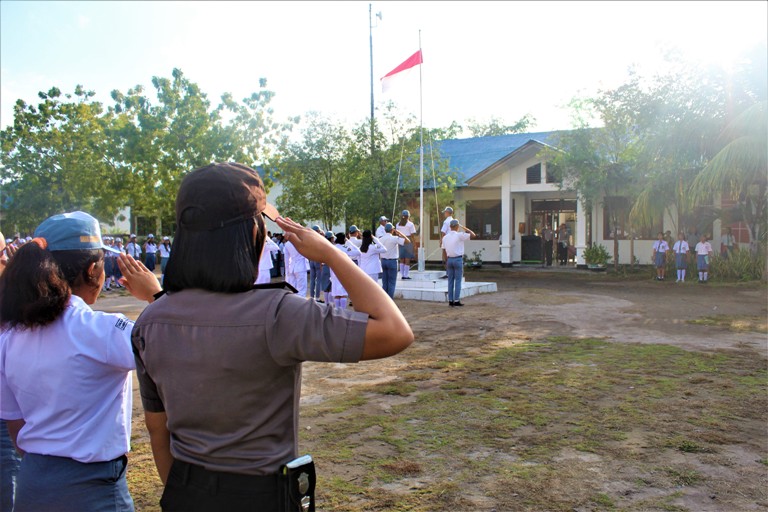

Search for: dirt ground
xmin=96 ymin=267 xmax=768 ymax=511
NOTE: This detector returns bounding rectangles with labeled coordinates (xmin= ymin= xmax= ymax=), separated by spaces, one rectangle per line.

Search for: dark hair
xmin=163 ymin=215 xmax=264 ymax=293
xmin=334 ymin=233 xmax=346 ymax=245
xmin=361 ymin=230 xmax=373 ymax=253
xmin=0 ymin=243 xmax=103 ymax=329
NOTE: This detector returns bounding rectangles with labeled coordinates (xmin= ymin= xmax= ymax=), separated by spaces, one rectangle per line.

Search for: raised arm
xmin=277 ymin=217 xmax=413 ymax=360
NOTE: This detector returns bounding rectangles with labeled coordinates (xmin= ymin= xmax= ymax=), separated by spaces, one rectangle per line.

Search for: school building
xmin=416 ymin=131 xmax=747 ymax=266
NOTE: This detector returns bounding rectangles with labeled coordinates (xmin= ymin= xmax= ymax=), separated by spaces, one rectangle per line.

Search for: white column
xmin=575 ymin=197 xmax=587 ymax=266
xmin=500 ymin=172 xmax=512 ymax=265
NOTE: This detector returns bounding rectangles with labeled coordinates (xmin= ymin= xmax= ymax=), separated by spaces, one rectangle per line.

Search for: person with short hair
xmin=379 ymin=223 xmax=411 ymax=299
xmin=375 ymin=216 xmax=389 ymax=239
xmin=672 ymin=232 xmax=689 ymax=283
xmin=695 ymin=234 xmax=714 ymax=283
xmin=0 ymin=212 xmax=161 ymax=512
xmin=143 ymin=234 xmax=158 ymax=271
xmin=126 ymin=234 xmax=142 ymax=260
xmin=397 ymin=210 xmax=417 ymax=279
xmin=131 ymin=163 xmax=413 ymax=510
xmin=348 ymin=225 xmax=362 ymax=248
xmin=442 ymin=219 xmax=476 ymax=306
xmin=652 ymin=231 xmax=670 ymax=281
xmin=440 ymin=207 xmax=454 ymax=276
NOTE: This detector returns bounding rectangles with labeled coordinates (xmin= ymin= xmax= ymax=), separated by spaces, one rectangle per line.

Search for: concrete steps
xmin=392 ymin=270 xmax=498 ymax=302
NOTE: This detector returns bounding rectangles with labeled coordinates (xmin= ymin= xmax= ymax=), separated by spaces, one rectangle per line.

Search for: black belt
xmin=382 ymin=258 xmax=398 ymax=260
xmin=172 ymin=459 xmax=279 ymax=494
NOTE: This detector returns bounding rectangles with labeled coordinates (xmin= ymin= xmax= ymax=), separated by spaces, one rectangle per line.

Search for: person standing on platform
xmin=442 ymin=220 xmax=476 ymax=307
xmin=397 ymin=210 xmax=417 ymax=280
xmin=359 ymin=230 xmax=386 ymax=283
xmin=440 ymin=207 xmax=454 ymax=278
xmin=379 ymin=223 xmax=411 ymax=299
xmin=375 ymin=216 xmax=389 ymax=239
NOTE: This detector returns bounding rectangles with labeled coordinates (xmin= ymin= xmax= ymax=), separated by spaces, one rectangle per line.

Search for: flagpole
xmin=418 ymin=30 xmax=425 ymax=273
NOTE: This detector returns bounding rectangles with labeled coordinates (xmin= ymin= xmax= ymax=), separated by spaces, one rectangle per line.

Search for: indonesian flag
xmin=381 ymin=50 xmax=423 ymax=93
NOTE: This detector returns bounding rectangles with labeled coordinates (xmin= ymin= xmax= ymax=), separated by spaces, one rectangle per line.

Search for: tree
xmin=0 ymin=86 xmax=129 ymax=233
xmin=465 ymin=114 xmax=536 ymax=137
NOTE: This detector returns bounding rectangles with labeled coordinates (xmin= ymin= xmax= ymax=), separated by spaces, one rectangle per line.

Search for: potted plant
xmin=463 ymin=248 xmax=485 ymax=269
xmin=583 ymin=243 xmax=611 ymax=270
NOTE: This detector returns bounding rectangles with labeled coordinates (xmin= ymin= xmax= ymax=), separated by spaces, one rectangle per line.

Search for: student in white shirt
xmin=358 ymin=230 xmax=387 ymax=283
xmin=379 ymin=223 xmax=411 ymax=299
xmin=652 ymin=232 xmax=670 ymax=281
xmin=397 ymin=210 xmax=417 ymax=279
xmin=159 ymin=236 xmax=172 ymax=276
xmin=143 ymin=234 xmax=158 ymax=271
xmin=672 ymin=232 xmax=690 ymax=283
xmin=0 ymin=211 xmax=160 ymax=512
xmin=348 ymin=225 xmax=363 ymax=248
xmin=695 ymin=235 xmax=714 ymax=283
xmin=330 ymin=233 xmax=362 ymax=309
xmin=255 ymin=236 xmax=280 ymax=285
xmin=283 ymin=239 xmax=309 ymax=297
xmin=442 ymin=219 xmax=476 ymax=306
xmin=125 ymin=234 xmax=142 ymax=259
xmin=375 ymin=216 xmax=389 ymax=239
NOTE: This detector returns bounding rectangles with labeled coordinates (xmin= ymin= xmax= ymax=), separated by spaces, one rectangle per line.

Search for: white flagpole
xmin=418 ymin=30 xmax=425 ymax=273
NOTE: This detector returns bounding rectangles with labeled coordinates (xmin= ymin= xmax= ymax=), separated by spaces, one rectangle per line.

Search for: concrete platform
xmin=393 ymin=270 xmax=498 ymax=302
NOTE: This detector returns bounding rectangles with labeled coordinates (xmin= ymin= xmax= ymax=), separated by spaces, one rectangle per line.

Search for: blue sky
xmin=2 ymin=1 xmax=766 ymax=133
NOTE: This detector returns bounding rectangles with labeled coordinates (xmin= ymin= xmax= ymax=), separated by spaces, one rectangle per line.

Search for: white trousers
xmin=287 ymin=271 xmax=307 ymax=298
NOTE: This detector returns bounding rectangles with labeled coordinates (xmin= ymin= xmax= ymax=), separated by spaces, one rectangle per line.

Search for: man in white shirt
xmin=442 ymin=219 xmax=476 ymax=306
xmin=379 ymin=223 xmax=411 ymax=299
xmin=375 ymin=216 xmax=389 ymax=239
xmin=396 ymin=210 xmax=417 ymax=279
xmin=125 ymin=234 xmax=142 ymax=259
xmin=440 ymin=207 xmax=454 ymax=278
xmin=348 ymin=225 xmax=362 ymax=248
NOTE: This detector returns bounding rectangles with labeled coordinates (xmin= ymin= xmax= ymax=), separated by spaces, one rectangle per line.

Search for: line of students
xmin=654 ymin=231 xmax=714 ymax=283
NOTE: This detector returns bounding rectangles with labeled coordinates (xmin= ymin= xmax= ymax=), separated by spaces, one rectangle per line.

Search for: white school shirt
xmin=348 ymin=237 xmax=362 ymax=248
xmin=359 ymin=239 xmax=387 ymax=275
xmin=145 ymin=242 xmax=158 ymax=254
xmin=159 ymin=244 xmax=171 ymax=258
xmin=126 ymin=242 xmax=142 ymax=258
xmin=396 ymin=221 xmax=417 ymax=237
xmin=379 ymin=233 xmax=404 ymax=259
xmin=673 ymin=240 xmax=689 ymax=254
xmin=442 ymin=230 xmax=471 ymax=258
xmin=695 ymin=241 xmax=713 ymax=255
xmin=652 ymin=240 xmax=669 ymax=253
xmin=0 ymin=295 xmax=134 ymax=463
xmin=283 ymin=241 xmax=309 ymax=274
xmin=375 ymin=225 xmax=387 ymax=239
xmin=330 ymin=243 xmax=362 ymax=297
xmin=441 ymin=216 xmax=454 ymax=236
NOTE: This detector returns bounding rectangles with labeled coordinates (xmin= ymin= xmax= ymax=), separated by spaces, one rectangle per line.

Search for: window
xmin=603 ymin=197 xmax=661 ymax=240
xmin=526 ymin=163 xmax=541 ymax=184
xmin=466 ymin=200 xmax=501 ymax=241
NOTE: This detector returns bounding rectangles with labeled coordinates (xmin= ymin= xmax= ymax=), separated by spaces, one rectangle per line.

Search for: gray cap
xmin=384 ymin=222 xmax=394 ymax=232
xmin=324 ymin=230 xmax=334 ymax=239
xmin=443 ymin=207 xmax=453 ymax=214
xmin=449 ymin=219 xmax=459 ymax=227
xmin=379 ymin=216 xmax=389 ymax=222
xmin=349 ymin=225 xmax=359 ymax=234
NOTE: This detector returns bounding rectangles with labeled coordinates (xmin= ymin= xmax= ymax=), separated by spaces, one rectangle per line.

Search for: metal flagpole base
xmin=418 ymin=247 xmax=425 ymax=272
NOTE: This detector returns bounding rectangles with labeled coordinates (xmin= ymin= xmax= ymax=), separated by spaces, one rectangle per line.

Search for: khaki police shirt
xmin=132 ymin=287 xmax=367 ymax=476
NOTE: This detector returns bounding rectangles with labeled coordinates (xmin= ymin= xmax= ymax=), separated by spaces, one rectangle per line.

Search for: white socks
xmin=681 ymin=269 xmax=685 ymax=281
xmin=334 ymin=297 xmax=348 ymax=309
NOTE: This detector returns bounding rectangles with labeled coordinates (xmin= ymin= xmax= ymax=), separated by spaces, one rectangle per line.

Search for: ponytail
xmin=0 ymin=243 xmax=103 ymax=329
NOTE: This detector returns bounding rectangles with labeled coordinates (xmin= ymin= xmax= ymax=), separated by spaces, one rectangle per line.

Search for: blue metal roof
xmin=436 ymin=131 xmax=560 ymax=185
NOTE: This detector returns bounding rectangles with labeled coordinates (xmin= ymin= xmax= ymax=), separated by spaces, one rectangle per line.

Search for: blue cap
xmin=34 ymin=211 xmax=121 ymax=254
xmin=349 ymin=225 xmax=359 ymax=233
xmin=401 ymin=210 xmax=410 ymax=217
xmin=324 ymin=230 xmax=334 ymax=239
xmin=443 ymin=206 xmax=453 ymax=214
xmin=449 ymin=219 xmax=459 ymax=227
xmin=311 ymin=225 xmax=320 ymax=232
xmin=385 ymin=222 xmax=394 ymax=232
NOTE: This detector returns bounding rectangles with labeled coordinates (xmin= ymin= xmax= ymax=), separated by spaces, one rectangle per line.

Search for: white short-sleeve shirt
xmin=673 ymin=240 xmax=689 ymax=254
xmin=396 ymin=221 xmax=417 ymax=237
xmin=0 ymin=295 xmax=134 ymax=463
xmin=442 ymin=230 xmax=471 ymax=257
xmin=441 ymin=216 xmax=454 ymax=236
xmin=379 ymin=233 xmax=404 ymax=259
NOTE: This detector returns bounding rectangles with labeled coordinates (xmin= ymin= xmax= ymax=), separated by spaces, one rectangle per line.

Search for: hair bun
xmin=31 ymin=237 xmax=48 ymax=250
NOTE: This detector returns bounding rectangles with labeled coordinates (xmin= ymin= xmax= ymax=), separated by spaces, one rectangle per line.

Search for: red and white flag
xmin=380 ymin=50 xmax=423 ymax=93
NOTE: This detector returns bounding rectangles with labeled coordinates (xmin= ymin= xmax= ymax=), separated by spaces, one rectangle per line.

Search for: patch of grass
xmin=687 ymin=314 xmax=768 ymax=333
xmin=376 ymin=382 xmax=417 ymax=396
xmin=591 ymin=492 xmax=615 ymax=507
xmin=664 ymin=466 xmax=704 ymax=486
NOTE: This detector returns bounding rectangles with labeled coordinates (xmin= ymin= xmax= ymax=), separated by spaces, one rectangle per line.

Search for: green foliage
xmin=582 ymin=243 xmax=611 ymax=265
xmin=709 ymin=250 xmax=765 ymax=281
xmin=464 ymin=114 xmax=535 ymax=137
xmin=1 ymin=69 xmax=295 ymax=234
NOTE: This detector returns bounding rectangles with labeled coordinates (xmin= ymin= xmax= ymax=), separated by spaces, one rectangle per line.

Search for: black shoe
xmin=454 ymin=301 xmax=464 ymax=307
xmin=449 ymin=301 xmax=455 ymax=307
xmin=441 ymin=275 xmax=448 ymax=279
xmin=402 ymin=276 xmax=411 ymax=280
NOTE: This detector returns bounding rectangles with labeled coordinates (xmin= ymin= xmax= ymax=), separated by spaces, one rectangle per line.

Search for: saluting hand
xmin=116 ymin=253 xmax=162 ymax=302
xmin=277 ymin=217 xmax=336 ymax=264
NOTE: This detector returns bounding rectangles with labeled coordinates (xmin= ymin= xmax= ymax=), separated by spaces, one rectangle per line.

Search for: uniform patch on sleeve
xmin=115 ymin=318 xmax=130 ymax=331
